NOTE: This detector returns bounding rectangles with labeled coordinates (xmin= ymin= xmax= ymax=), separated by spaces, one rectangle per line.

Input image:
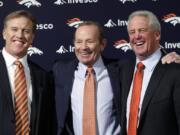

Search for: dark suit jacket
xmin=119 ymin=54 xmax=180 ymax=135
xmin=0 ymin=53 xmax=55 ymax=135
xmin=52 ymin=57 xmax=121 ymax=135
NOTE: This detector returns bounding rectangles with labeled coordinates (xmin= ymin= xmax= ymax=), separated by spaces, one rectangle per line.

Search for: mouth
xmin=13 ymin=39 xmax=25 ymax=45
xmin=81 ymin=53 xmax=90 ymax=56
xmin=79 ymin=51 xmax=93 ymax=58
xmin=134 ymin=41 xmax=145 ymax=46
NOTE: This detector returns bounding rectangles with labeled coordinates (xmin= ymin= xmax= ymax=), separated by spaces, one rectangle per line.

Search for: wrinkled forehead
xmin=128 ymin=16 xmax=151 ymax=31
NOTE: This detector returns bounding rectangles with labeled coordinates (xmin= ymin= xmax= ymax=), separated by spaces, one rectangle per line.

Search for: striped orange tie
xmin=128 ymin=62 xmax=145 ymax=135
xmin=83 ymin=66 xmax=96 ymax=135
xmin=14 ymin=60 xmax=30 ymax=135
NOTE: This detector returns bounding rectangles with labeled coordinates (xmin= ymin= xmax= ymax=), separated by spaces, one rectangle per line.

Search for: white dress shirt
xmin=126 ymin=49 xmax=161 ymax=130
xmin=2 ymin=48 xmax=33 ymax=120
xmin=71 ymin=56 xmax=120 ymax=135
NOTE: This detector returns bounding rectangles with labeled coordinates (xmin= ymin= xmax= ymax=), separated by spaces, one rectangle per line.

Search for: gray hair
xmin=127 ymin=10 xmax=161 ymax=33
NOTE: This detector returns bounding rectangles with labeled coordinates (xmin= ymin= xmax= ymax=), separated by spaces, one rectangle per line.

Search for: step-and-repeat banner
xmin=0 ymin=0 xmax=180 ymax=71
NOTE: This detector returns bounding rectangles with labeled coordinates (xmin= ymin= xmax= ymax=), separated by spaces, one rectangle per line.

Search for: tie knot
xmin=86 ymin=66 xmax=94 ymax=75
xmin=137 ymin=62 xmax=145 ymax=70
xmin=14 ymin=60 xmax=23 ymax=68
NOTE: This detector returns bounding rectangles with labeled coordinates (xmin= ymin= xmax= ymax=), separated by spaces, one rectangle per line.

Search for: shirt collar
xmin=78 ymin=56 xmax=105 ymax=77
xmin=2 ymin=47 xmax=28 ymax=68
xmin=136 ymin=48 xmax=161 ymax=72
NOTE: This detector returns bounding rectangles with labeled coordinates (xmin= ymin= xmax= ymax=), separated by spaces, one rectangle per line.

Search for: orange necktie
xmin=128 ymin=62 xmax=145 ymax=135
xmin=82 ymin=66 xmax=96 ymax=135
xmin=14 ymin=60 xmax=30 ymax=135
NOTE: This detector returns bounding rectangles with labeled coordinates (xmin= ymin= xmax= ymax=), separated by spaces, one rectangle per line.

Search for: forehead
xmin=6 ymin=16 xmax=33 ymax=27
xmin=75 ymin=25 xmax=99 ymax=37
xmin=129 ymin=16 xmax=149 ymax=29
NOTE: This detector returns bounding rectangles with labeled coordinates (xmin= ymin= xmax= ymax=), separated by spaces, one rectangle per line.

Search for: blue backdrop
xmin=0 ymin=0 xmax=180 ymax=71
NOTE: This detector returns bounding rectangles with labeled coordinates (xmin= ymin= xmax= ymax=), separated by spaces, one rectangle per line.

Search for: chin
xmin=80 ymin=59 xmax=92 ymax=65
xmin=81 ymin=60 xmax=90 ymax=65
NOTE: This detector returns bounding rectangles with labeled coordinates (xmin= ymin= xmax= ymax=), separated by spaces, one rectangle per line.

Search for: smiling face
xmin=3 ymin=16 xmax=34 ymax=59
xmin=128 ymin=16 xmax=160 ymax=60
xmin=74 ymin=25 xmax=106 ymax=66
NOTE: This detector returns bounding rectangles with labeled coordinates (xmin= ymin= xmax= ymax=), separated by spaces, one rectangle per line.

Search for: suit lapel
xmin=120 ymin=60 xmax=135 ymax=134
xmin=27 ymin=60 xmax=39 ymax=135
xmin=63 ymin=59 xmax=78 ymax=134
xmin=139 ymin=60 xmax=166 ymax=125
xmin=123 ymin=61 xmax=135 ymax=102
xmin=0 ymin=53 xmax=15 ymax=117
xmin=65 ymin=59 xmax=78 ymax=94
xmin=120 ymin=60 xmax=136 ymax=113
xmin=106 ymin=64 xmax=119 ymax=99
xmin=101 ymin=57 xmax=121 ymax=107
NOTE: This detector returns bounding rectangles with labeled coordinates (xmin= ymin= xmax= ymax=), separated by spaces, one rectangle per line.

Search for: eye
xmin=86 ymin=40 xmax=96 ymax=44
xmin=129 ymin=30 xmax=135 ymax=35
xmin=139 ymin=28 xmax=148 ymax=33
xmin=75 ymin=40 xmax=82 ymax=44
xmin=11 ymin=27 xmax=18 ymax=32
xmin=24 ymin=29 xmax=32 ymax=34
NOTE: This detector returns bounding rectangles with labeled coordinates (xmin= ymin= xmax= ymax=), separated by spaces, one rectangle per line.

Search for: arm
xmin=173 ymin=66 xmax=180 ymax=135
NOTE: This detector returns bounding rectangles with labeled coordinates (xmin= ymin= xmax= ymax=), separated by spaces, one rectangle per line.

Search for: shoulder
xmin=102 ymin=56 xmax=119 ymax=67
xmin=117 ymin=59 xmax=134 ymax=69
xmin=27 ymin=60 xmax=54 ymax=87
xmin=27 ymin=60 xmax=53 ymax=82
xmin=51 ymin=58 xmax=78 ymax=80
xmin=53 ymin=59 xmax=73 ymax=67
xmin=28 ymin=60 xmax=47 ymax=73
xmin=163 ymin=62 xmax=180 ymax=73
xmin=0 ymin=51 xmax=6 ymax=64
xmin=52 ymin=58 xmax=78 ymax=71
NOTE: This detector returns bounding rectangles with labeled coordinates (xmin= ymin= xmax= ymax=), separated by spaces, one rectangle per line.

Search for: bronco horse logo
xmin=163 ymin=13 xmax=180 ymax=26
xmin=27 ymin=47 xmax=43 ymax=56
xmin=17 ymin=0 xmax=41 ymax=8
xmin=114 ymin=39 xmax=131 ymax=52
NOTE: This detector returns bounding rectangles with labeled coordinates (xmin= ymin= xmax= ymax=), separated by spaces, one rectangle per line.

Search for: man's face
xmin=3 ymin=16 xmax=34 ymax=59
xmin=74 ymin=25 xmax=105 ymax=65
xmin=128 ymin=16 xmax=160 ymax=60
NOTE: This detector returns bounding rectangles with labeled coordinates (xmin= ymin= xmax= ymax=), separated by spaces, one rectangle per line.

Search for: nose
xmin=81 ymin=41 xmax=88 ymax=49
xmin=16 ymin=30 xmax=24 ymax=38
xmin=134 ymin=31 xmax=141 ymax=39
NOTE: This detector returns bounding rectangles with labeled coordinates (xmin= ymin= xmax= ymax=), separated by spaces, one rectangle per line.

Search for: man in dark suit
xmin=53 ymin=21 xmax=121 ymax=135
xmin=0 ymin=10 xmax=55 ymax=135
xmin=120 ymin=10 xmax=180 ymax=135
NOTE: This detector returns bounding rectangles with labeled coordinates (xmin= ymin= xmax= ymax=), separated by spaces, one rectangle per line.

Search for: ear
xmin=155 ymin=31 xmax=161 ymax=41
xmin=2 ymin=29 xmax=6 ymax=40
xmin=100 ymin=39 xmax=107 ymax=51
xmin=30 ymin=34 xmax=35 ymax=45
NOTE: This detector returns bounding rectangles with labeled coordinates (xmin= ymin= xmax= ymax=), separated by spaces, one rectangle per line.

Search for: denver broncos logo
xmin=27 ymin=47 xmax=43 ymax=56
xmin=163 ymin=13 xmax=180 ymax=26
xmin=0 ymin=1 xmax=3 ymax=7
xmin=17 ymin=0 xmax=41 ymax=8
xmin=54 ymin=0 xmax=66 ymax=5
xmin=67 ymin=18 xmax=83 ymax=28
xmin=119 ymin=0 xmax=137 ymax=4
xmin=114 ymin=39 xmax=131 ymax=52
